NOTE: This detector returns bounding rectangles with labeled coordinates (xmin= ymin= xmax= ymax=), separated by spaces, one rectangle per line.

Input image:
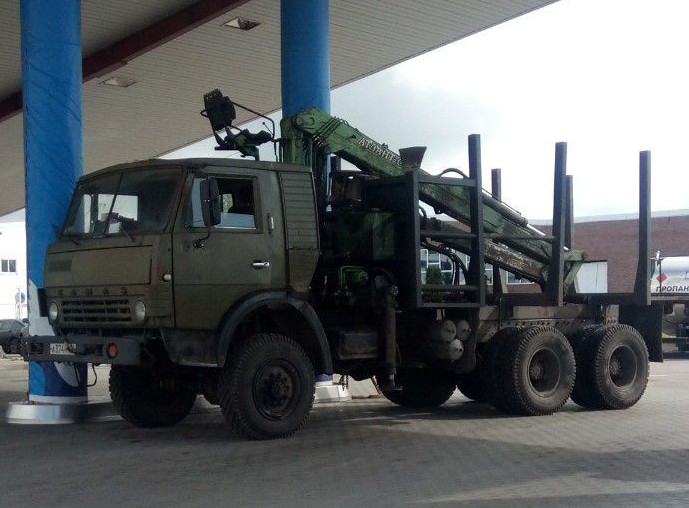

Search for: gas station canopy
xmin=0 ymin=0 xmax=556 ymax=216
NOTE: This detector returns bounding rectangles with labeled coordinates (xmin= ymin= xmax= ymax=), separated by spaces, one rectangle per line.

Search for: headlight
xmin=48 ymin=302 xmax=59 ymax=323
xmin=133 ymin=300 xmax=146 ymax=323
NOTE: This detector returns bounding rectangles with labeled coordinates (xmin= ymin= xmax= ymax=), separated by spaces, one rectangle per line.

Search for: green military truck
xmin=23 ymin=90 xmax=670 ymax=439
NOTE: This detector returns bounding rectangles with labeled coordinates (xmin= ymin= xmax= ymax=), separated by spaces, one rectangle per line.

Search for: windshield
xmin=61 ymin=167 xmax=181 ymax=238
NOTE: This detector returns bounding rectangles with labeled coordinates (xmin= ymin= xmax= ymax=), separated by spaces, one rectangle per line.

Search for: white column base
xmin=314 ymin=381 xmax=352 ymax=403
xmin=7 ymin=386 xmax=354 ymax=425
xmin=5 ymin=396 xmax=118 ymax=424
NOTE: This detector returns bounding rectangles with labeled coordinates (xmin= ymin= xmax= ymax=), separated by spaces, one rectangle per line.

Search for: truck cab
xmin=30 ymin=158 xmax=330 ymax=437
xmin=43 ymin=157 xmax=321 ymax=360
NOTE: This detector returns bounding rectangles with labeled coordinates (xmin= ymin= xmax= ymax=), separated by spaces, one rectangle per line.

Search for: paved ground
xmin=1 ymin=347 xmax=689 ymax=507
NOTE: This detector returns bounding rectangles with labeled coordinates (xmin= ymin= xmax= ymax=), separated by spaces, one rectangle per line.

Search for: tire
xmin=574 ymin=325 xmax=649 ymax=410
xmin=567 ymin=324 xmax=599 ymax=353
xmin=380 ymin=369 xmax=455 ymax=408
xmin=569 ymin=325 xmax=603 ymax=408
xmin=109 ymin=366 xmax=195 ymax=428
xmin=456 ymin=371 xmax=485 ymax=402
xmin=9 ymin=337 xmax=20 ymax=355
xmin=481 ymin=327 xmax=520 ymax=412
xmin=498 ymin=326 xmax=575 ymax=416
xmin=218 ymin=333 xmax=315 ymax=440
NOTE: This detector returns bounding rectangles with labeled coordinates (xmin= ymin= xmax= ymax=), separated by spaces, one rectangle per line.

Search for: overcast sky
xmin=167 ymin=0 xmax=689 ymax=220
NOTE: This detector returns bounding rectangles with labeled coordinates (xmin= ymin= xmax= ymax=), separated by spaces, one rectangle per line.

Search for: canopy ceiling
xmin=0 ymin=0 xmax=557 ymax=215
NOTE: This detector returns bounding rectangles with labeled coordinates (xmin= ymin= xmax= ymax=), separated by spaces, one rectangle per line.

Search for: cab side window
xmin=217 ymin=178 xmax=256 ymax=228
xmin=188 ymin=177 xmax=257 ymax=229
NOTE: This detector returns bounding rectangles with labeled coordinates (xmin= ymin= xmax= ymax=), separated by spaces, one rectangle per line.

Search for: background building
xmin=420 ymin=210 xmax=689 ymax=293
xmin=0 ymin=209 xmax=26 ymax=319
xmin=534 ymin=210 xmax=689 ymax=293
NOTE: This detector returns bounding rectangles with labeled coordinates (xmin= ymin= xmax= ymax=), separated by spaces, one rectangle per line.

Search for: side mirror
xmin=200 ymin=178 xmax=221 ymax=227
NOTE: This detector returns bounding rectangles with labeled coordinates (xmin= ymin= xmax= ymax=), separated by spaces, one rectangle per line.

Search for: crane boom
xmin=281 ymin=108 xmax=582 ymax=286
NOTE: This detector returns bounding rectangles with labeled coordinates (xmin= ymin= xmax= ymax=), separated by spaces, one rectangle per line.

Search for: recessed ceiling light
xmin=223 ymin=17 xmax=260 ymax=31
xmin=100 ymin=76 xmax=137 ymax=88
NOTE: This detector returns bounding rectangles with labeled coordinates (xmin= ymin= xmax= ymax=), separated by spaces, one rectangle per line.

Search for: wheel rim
xmin=253 ymin=359 xmax=300 ymax=421
xmin=608 ymin=344 xmax=638 ymax=388
xmin=527 ymin=348 xmax=561 ymax=397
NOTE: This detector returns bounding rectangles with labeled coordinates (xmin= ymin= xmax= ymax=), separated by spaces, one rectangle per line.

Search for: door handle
xmin=252 ymin=261 xmax=270 ymax=269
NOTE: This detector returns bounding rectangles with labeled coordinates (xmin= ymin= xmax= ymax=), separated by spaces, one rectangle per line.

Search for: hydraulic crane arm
xmin=281 ymin=108 xmax=582 ymax=286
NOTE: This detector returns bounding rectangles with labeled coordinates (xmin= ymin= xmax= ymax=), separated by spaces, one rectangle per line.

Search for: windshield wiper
xmin=120 ymin=226 xmax=135 ymax=243
xmin=62 ymin=233 xmax=80 ymax=246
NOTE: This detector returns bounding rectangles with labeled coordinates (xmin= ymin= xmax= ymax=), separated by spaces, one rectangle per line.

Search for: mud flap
xmin=619 ymin=302 xmax=664 ymax=362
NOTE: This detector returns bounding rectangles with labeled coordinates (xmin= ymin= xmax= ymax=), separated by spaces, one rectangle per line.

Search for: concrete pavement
xmin=1 ymin=349 xmax=688 ymax=507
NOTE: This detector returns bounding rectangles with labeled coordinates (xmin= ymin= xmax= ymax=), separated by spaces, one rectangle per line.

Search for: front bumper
xmin=22 ymin=335 xmax=141 ymax=365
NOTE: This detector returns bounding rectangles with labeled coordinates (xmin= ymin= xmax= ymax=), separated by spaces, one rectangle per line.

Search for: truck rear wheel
xmin=572 ymin=325 xmax=649 ymax=410
xmin=481 ymin=327 xmax=519 ymax=412
xmin=456 ymin=371 xmax=485 ymax=402
xmin=498 ymin=326 xmax=575 ymax=416
xmin=109 ymin=366 xmax=195 ymax=428
xmin=218 ymin=333 xmax=315 ymax=440
xmin=569 ymin=326 xmax=602 ymax=408
xmin=381 ymin=369 xmax=455 ymax=408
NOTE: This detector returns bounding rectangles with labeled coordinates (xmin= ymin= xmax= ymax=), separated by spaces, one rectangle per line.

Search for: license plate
xmin=49 ymin=342 xmax=76 ymax=356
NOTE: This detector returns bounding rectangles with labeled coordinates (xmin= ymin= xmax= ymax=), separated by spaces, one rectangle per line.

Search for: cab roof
xmin=78 ymin=157 xmax=312 ymax=182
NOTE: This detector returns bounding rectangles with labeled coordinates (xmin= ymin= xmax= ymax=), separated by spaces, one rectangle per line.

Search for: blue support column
xmin=281 ymin=0 xmax=332 ymax=385
xmin=281 ymin=0 xmax=331 ymax=116
xmin=21 ymin=0 xmax=87 ymax=402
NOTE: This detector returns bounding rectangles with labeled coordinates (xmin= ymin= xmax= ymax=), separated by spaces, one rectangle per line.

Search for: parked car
xmin=0 ymin=319 xmax=28 ymax=355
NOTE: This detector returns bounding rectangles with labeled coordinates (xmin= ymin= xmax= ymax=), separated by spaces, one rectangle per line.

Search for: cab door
xmin=172 ymin=166 xmax=285 ymax=329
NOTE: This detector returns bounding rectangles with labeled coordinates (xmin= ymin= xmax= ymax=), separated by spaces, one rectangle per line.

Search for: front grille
xmin=62 ymin=299 xmax=131 ymax=324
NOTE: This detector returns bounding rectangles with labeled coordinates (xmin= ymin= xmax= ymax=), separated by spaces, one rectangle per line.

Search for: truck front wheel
xmin=109 ymin=366 xmax=195 ymax=428
xmin=218 ymin=333 xmax=315 ymax=440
